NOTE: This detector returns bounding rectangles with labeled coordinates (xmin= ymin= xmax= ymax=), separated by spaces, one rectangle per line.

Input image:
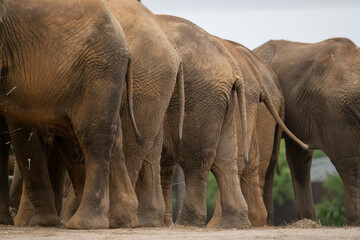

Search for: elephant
xmin=7 ymin=130 xmax=77 ymax=227
xmin=156 ymin=15 xmax=251 ymax=229
xmin=253 ymin=38 xmax=360 ymax=226
xmin=9 ymin=124 xmax=66 ymax=227
xmin=206 ymin=38 xmax=306 ymax=227
xmin=60 ymin=0 xmax=185 ymax=228
xmin=0 ymin=0 xmax=134 ymax=229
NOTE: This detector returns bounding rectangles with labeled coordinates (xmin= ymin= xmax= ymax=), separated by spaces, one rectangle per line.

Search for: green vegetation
xmin=315 ymin=174 xmax=345 ymax=226
xmin=206 ymin=172 xmax=218 ymax=222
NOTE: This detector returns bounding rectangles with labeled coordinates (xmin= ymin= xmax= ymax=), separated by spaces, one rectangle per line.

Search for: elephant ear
xmin=253 ymin=40 xmax=276 ymax=65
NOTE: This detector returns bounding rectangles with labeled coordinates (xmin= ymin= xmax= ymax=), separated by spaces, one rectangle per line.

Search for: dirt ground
xmin=1 ymin=225 xmax=360 ymax=240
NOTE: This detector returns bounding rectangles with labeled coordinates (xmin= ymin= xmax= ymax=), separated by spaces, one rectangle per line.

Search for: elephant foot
xmin=109 ymin=211 xmax=138 ymax=228
xmin=248 ymin=212 xmax=267 ymax=227
xmin=206 ymin=206 xmax=221 ymax=228
xmin=28 ymin=213 xmax=60 ymax=227
xmin=138 ymin=214 xmax=163 ymax=228
xmin=0 ymin=211 xmax=14 ymax=225
xmin=14 ymin=206 xmax=34 ymax=226
xmin=175 ymin=205 xmax=206 ymax=228
xmin=345 ymin=217 xmax=360 ymax=226
xmin=218 ymin=215 xmax=251 ymax=229
xmin=175 ymin=218 xmax=204 ymax=228
xmin=175 ymin=213 xmax=205 ymax=228
xmin=66 ymin=211 xmax=109 ymax=229
xmin=60 ymin=215 xmax=70 ymax=227
xmin=162 ymin=214 xmax=173 ymax=228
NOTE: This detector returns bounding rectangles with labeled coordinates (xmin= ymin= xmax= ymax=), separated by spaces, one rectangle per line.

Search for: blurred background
xmin=138 ymin=0 xmax=359 ymax=226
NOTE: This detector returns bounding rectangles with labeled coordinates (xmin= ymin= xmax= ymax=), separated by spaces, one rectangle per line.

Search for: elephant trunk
xmin=176 ymin=62 xmax=185 ymax=146
xmin=235 ymin=75 xmax=250 ymax=165
xmin=126 ymin=59 xmax=144 ymax=145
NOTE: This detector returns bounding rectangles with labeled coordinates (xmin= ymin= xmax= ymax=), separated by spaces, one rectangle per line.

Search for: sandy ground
xmin=1 ymin=225 xmax=360 ymax=240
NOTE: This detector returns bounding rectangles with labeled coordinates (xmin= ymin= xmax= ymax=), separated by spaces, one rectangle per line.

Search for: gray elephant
xmin=254 ymin=38 xmax=360 ymax=226
xmin=0 ymin=0 xmax=133 ymax=229
xmin=157 ymin=15 xmax=251 ymax=229
xmin=60 ymin=0 xmax=185 ymax=228
xmin=207 ymin=38 xmax=308 ymax=227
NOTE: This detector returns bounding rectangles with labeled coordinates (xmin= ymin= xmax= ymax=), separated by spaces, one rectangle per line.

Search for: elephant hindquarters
xmin=240 ymin=135 xmax=267 ymax=227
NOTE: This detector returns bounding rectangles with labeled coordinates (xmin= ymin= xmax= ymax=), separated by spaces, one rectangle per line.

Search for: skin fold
xmin=157 ymin=15 xmax=251 ymax=229
xmin=0 ymin=0 xmax=131 ymax=229
xmin=254 ymin=38 xmax=360 ymax=226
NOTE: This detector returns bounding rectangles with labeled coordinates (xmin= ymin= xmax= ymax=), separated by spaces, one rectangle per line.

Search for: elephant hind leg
xmin=66 ymin=80 xmax=126 ymax=229
xmin=333 ymin=157 xmax=360 ymax=226
xmin=60 ymin=183 xmax=78 ymax=226
xmin=206 ymin=191 xmax=221 ymax=228
xmin=263 ymin=156 xmax=276 ymax=226
xmin=240 ymin=149 xmax=267 ymax=226
xmin=210 ymin=115 xmax=250 ymax=229
xmin=175 ymin=146 xmax=215 ymax=227
xmin=109 ymin=141 xmax=139 ymax=229
xmin=238 ymin=132 xmax=268 ymax=227
xmin=8 ymin=121 xmax=59 ymax=227
xmin=13 ymin=184 xmax=33 ymax=226
xmin=65 ymin=116 xmax=117 ymax=229
xmin=9 ymin=159 xmax=22 ymax=215
xmin=285 ymin=137 xmax=315 ymax=221
xmin=160 ymin=147 xmax=177 ymax=227
xmin=0 ymin=130 xmax=12 ymax=225
xmin=136 ymin=131 xmax=166 ymax=228
xmin=211 ymin=156 xmax=250 ymax=229
xmin=175 ymin=166 xmax=209 ymax=227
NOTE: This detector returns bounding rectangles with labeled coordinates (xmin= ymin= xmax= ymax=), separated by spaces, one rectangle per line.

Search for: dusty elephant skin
xmin=61 ymin=0 xmax=185 ymax=228
xmin=104 ymin=0 xmax=185 ymax=228
xmin=254 ymin=38 xmax=360 ymax=226
xmin=157 ymin=15 xmax=251 ymax=229
xmin=0 ymin=0 xmax=131 ymax=229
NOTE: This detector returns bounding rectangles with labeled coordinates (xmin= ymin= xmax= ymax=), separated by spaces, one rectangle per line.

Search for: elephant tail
xmin=176 ymin=62 xmax=185 ymax=146
xmin=261 ymin=85 xmax=310 ymax=151
xmin=235 ymin=73 xmax=250 ymax=165
xmin=126 ymin=59 xmax=144 ymax=145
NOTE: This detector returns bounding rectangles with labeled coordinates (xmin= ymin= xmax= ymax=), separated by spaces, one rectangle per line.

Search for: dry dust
xmin=1 ymin=225 xmax=360 ymax=240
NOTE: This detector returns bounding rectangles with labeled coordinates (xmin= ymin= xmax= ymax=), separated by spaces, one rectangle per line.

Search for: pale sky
xmin=141 ymin=0 xmax=360 ymax=49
